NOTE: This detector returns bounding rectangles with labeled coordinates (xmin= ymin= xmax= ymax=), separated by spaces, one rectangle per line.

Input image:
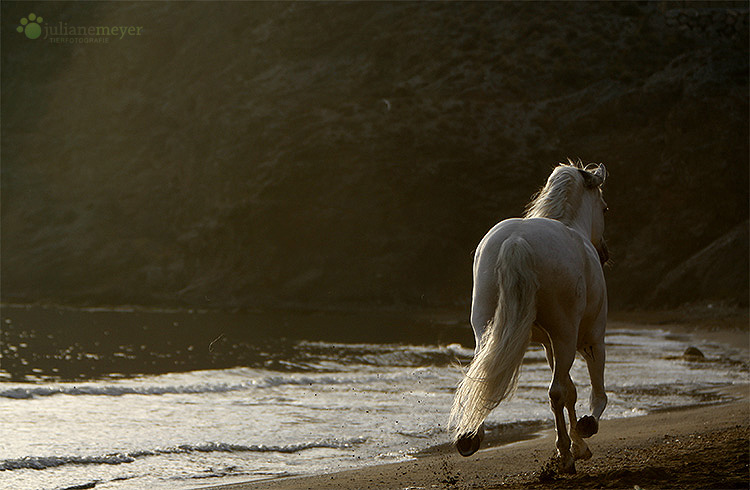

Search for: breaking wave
xmin=0 ymin=438 xmax=367 ymax=471
xmin=0 ymin=341 xmax=476 ymax=399
xmin=0 ymin=368 xmax=425 ymax=399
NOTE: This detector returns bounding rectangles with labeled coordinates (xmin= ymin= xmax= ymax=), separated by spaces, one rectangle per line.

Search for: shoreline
xmin=200 ymin=386 xmax=748 ymax=490
xmin=196 ymin=315 xmax=748 ymax=490
xmin=201 ymin=397 xmax=749 ymax=490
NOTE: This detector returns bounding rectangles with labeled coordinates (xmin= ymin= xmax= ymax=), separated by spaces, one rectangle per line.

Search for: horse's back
xmin=473 ymin=217 xmax=605 ymax=335
xmin=475 ymin=218 xmax=589 ymax=281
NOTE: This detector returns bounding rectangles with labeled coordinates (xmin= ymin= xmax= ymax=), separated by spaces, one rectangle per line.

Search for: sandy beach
xmin=203 ymin=316 xmax=749 ymax=490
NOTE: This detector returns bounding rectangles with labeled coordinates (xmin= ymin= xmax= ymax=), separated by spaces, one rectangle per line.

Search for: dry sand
xmin=203 ymin=315 xmax=749 ymax=490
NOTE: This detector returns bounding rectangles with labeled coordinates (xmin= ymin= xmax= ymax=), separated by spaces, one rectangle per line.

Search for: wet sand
xmin=202 ymin=315 xmax=749 ymax=490
xmin=203 ymin=391 xmax=748 ymax=489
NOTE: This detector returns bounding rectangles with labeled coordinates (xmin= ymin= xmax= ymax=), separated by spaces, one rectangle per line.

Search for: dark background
xmin=2 ymin=1 xmax=748 ymax=314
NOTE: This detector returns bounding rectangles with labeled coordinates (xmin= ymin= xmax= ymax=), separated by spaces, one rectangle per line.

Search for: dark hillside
xmin=2 ymin=2 xmax=747 ymax=312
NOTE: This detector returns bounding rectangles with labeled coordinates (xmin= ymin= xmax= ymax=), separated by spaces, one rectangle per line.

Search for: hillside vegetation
xmin=2 ymin=2 xmax=747 ymax=312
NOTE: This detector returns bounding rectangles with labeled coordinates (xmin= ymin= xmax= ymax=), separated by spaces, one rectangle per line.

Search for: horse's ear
xmin=578 ymin=168 xmax=603 ymax=188
xmin=594 ymin=164 xmax=607 ymax=184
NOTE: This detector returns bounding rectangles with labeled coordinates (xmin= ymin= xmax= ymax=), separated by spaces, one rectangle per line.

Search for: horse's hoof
xmin=577 ymin=415 xmax=598 ymax=438
xmin=558 ymin=458 xmax=576 ymax=474
xmin=573 ymin=444 xmax=593 ymax=461
xmin=455 ymin=427 xmax=483 ymax=457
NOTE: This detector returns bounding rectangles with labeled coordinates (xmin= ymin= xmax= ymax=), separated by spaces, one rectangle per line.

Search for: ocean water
xmin=0 ymin=306 xmax=747 ymax=490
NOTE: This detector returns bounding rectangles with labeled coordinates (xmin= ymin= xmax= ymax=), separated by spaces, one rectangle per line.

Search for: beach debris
xmin=439 ymin=458 xmax=460 ymax=486
xmin=536 ymin=454 xmax=561 ymax=482
xmin=683 ymin=346 xmax=706 ymax=361
xmin=208 ymin=333 xmax=225 ymax=352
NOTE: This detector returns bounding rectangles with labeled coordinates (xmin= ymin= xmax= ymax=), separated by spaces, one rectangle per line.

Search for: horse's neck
xmin=569 ymin=202 xmax=594 ymax=244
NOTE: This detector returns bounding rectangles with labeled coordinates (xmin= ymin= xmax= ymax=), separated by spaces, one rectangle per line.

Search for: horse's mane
xmin=524 ymin=161 xmax=586 ymax=225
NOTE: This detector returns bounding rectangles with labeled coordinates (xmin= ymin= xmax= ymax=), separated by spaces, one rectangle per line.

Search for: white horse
xmin=450 ymin=162 xmax=609 ymax=474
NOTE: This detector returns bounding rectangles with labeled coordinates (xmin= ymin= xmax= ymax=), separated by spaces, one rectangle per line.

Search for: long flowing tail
xmin=450 ymin=236 xmax=539 ymax=442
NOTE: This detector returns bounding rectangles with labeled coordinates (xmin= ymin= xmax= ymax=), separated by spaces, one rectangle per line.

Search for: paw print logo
xmin=17 ymin=13 xmax=43 ymax=40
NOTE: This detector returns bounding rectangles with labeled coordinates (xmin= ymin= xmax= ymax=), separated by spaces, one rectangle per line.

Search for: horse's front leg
xmin=547 ymin=340 xmax=576 ymax=474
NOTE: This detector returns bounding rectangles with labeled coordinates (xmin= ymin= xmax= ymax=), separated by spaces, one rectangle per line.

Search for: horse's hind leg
xmin=455 ymin=424 xmax=484 ymax=457
xmin=565 ymin=377 xmax=592 ymax=460
xmin=543 ymin=343 xmax=591 ymax=461
xmin=546 ymin=339 xmax=577 ymax=473
xmin=556 ymin=368 xmax=591 ymax=460
xmin=454 ymin=281 xmax=495 ymax=456
xmin=580 ymin=341 xmax=607 ymax=437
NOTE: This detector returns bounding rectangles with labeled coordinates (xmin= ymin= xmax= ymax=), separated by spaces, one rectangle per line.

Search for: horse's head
xmin=525 ymin=161 xmax=609 ymax=265
xmin=577 ymin=164 xmax=608 ymax=264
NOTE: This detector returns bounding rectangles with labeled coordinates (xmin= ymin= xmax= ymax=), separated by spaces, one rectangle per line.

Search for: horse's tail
xmin=450 ymin=235 xmax=538 ymax=442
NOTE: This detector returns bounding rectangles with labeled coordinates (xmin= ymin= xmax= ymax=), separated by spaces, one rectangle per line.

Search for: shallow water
xmin=0 ymin=305 xmax=746 ymax=490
